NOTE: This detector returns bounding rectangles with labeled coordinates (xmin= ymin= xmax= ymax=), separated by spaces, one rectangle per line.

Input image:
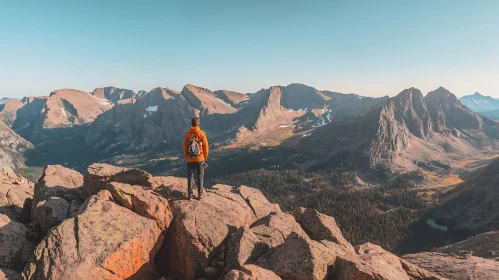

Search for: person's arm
xmin=183 ymin=133 xmax=188 ymax=160
xmin=202 ymin=132 xmax=209 ymax=160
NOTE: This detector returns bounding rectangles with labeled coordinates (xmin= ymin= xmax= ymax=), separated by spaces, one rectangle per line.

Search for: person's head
xmin=191 ymin=117 xmax=200 ymax=127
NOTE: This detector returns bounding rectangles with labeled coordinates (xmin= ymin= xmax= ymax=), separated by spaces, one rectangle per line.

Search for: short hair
xmin=191 ymin=117 xmax=200 ymax=127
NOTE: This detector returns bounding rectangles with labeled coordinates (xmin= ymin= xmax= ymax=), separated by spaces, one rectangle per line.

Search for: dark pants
xmin=187 ymin=161 xmax=205 ymax=196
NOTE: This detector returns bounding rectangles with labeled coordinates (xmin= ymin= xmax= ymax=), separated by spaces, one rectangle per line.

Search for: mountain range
xmin=3 ymin=83 xmax=499 ymax=177
xmin=300 ymin=87 xmax=499 ymax=177
xmin=0 ymin=84 xmax=389 ymax=171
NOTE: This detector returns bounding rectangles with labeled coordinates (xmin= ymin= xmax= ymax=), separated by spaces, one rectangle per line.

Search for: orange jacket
xmin=183 ymin=126 xmax=209 ymax=162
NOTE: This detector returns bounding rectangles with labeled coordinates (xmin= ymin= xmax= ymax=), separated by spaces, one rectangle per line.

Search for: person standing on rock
xmin=183 ymin=117 xmax=209 ymax=200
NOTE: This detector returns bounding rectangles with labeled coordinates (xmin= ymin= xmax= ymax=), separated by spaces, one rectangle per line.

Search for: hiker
xmin=183 ymin=117 xmax=209 ymax=200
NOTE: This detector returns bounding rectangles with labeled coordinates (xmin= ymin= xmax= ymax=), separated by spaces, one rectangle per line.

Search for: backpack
xmin=187 ymin=133 xmax=201 ymax=158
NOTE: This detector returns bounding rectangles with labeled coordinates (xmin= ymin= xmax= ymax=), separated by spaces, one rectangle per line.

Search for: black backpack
xmin=187 ymin=133 xmax=201 ymax=158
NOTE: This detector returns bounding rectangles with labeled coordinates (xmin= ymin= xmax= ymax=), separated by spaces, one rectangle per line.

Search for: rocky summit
xmin=0 ymin=163 xmax=474 ymax=280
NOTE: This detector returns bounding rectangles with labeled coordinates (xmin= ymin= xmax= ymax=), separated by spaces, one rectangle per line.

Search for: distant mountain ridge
xmin=459 ymin=92 xmax=499 ymax=112
xmin=11 ymin=89 xmax=113 ymax=143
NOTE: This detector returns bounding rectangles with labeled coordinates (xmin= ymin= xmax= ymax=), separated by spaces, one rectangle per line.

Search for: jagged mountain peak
xmin=139 ymin=87 xmax=182 ymax=104
xmin=91 ymin=86 xmax=137 ymax=103
xmin=426 ymin=87 xmax=458 ymax=101
xmin=425 ymin=87 xmax=470 ymax=113
xmin=181 ymin=84 xmax=237 ymax=115
xmin=213 ymin=90 xmax=248 ymax=106
xmin=49 ymin=88 xmax=87 ymax=97
xmin=392 ymin=87 xmax=424 ymax=102
xmin=389 ymin=87 xmax=431 ymax=139
xmin=149 ymin=87 xmax=181 ymax=96
xmin=20 ymin=96 xmax=47 ymax=104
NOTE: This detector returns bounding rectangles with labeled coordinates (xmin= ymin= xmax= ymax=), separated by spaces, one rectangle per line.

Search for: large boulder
xmin=23 ymin=190 xmax=164 ymax=280
xmin=225 ymin=212 xmax=308 ymax=270
xmin=334 ymin=243 xmax=444 ymax=280
xmin=0 ymin=268 xmax=22 ymax=280
xmin=294 ymin=207 xmax=353 ymax=250
xmin=239 ymin=185 xmax=281 ymax=220
xmin=105 ymin=182 xmax=173 ymax=230
xmin=225 ymin=264 xmax=281 ymax=280
xmin=0 ymin=168 xmax=34 ymax=220
xmin=32 ymin=197 xmax=70 ymax=234
xmin=32 ymin=165 xmax=84 ymax=234
xmin=226 ymin=227 xmax=267 ymax=270
xmin=0 ymin=214 xmax=35 ymax=271
xmin=251 ymin=212 xmax=307 ymax=240
xmin=161 ymin=184 xmax=261 ymax=279
xmin=256 ymin=232 xmax=352 ymax=280
xmin=83 ymin=163 xmax=154 ymax=197
xmin=152 ymin=176 xmax=188 ymax=195
xmin=403 ymin=252 xmax=499 ymax=280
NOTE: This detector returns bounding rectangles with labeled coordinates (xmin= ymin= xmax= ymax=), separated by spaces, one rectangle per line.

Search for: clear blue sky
xmin=1 ymin=0 xmax=498 ymax=98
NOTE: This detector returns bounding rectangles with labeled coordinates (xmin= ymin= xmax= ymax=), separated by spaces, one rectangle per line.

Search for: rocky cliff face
xmin=391 ymin=88 xmax=432 ymax=139
xmin=0 ymin=99 xmax=23 ymax=127
xmin=0 ymin=168 xmax=33 ymax=221
xmin=0 ymin=163 xmax=457 ymax=280
xmin=0 ymin=121 xmax=34 ymax=171
xmin=11 ymin=97 xmax=47 ymax=141
xmin=251 ymin=86 xmax=288 ymax=131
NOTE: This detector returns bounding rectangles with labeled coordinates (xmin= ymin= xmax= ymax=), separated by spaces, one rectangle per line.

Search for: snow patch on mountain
xmin=312 ymin=109 xmax=333 ymax=128
xmin=144 ymin=105 xmax=158 ymax=117
xmin=217 ymin=98 xmax=232 ymax=107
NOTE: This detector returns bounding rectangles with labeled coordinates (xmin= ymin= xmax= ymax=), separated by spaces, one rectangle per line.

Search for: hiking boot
xmin=198 ymin=192 xmax=206 ymax=200
xmin=187 ymin=194 xmax=193 ymax=201
xmin=198 ymin=188 xmax=206 ymax=200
